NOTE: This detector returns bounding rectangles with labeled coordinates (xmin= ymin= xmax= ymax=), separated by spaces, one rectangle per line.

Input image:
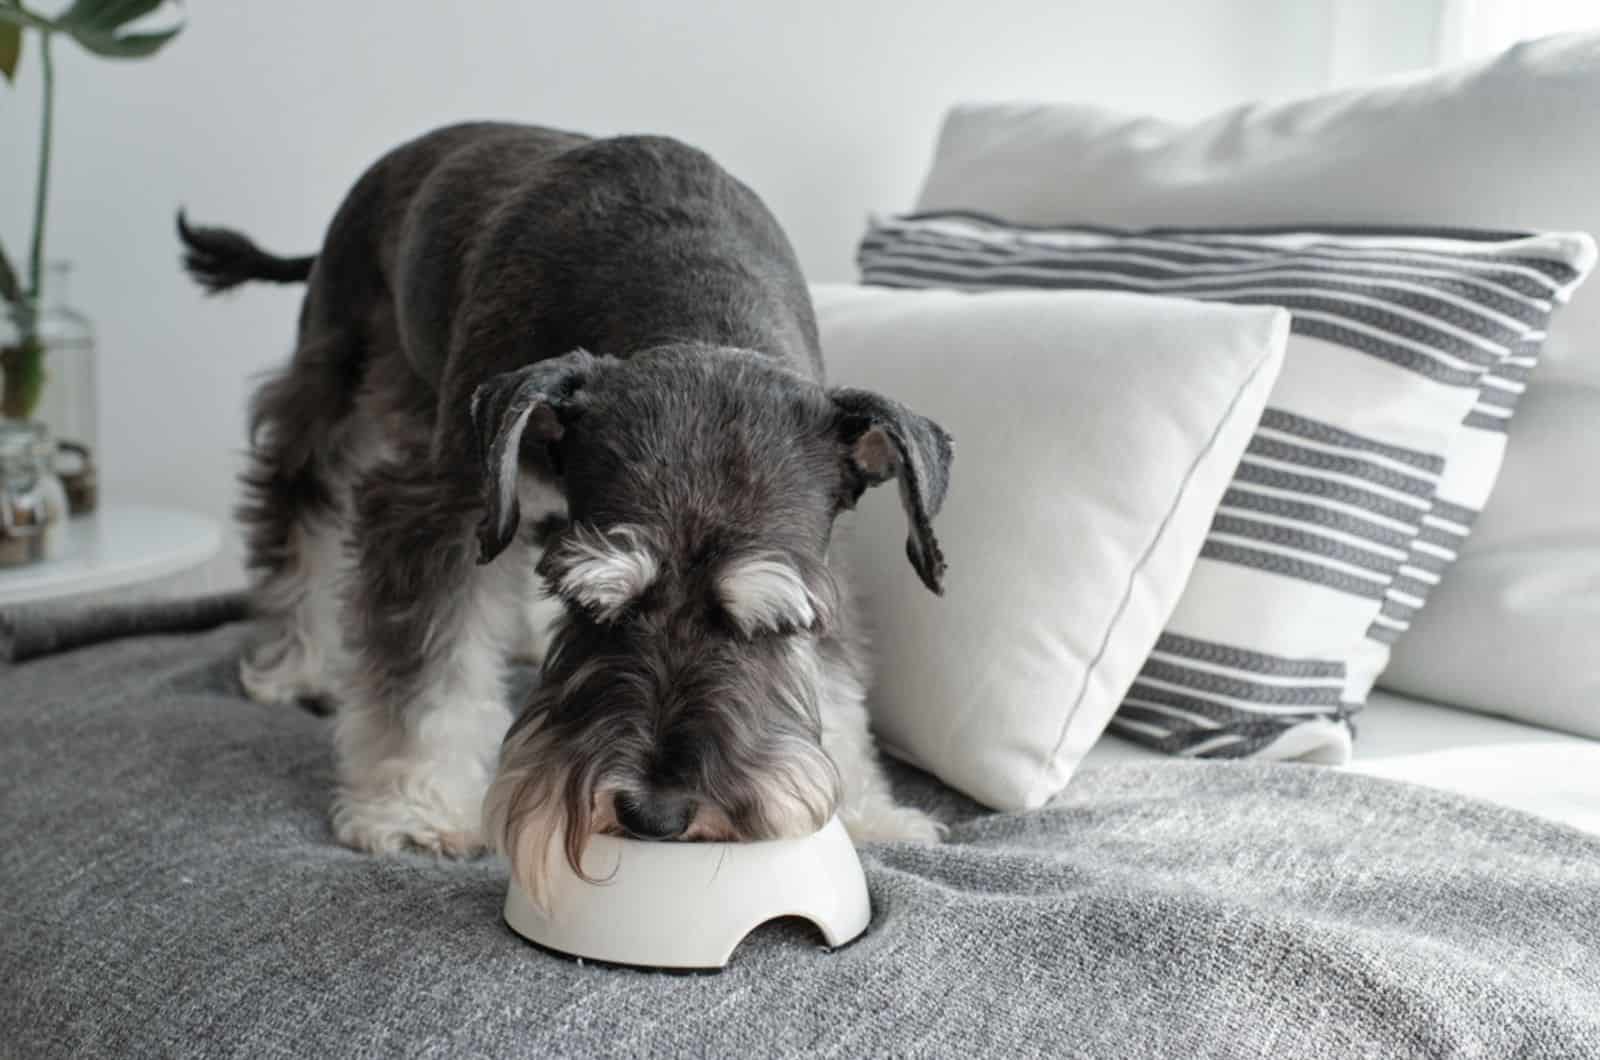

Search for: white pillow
xmin=812 ymin=284 xmax=1287 ymax=810
xmin=911 ymin=31 xmax=1600 ymax=737
xmin=1381 ymin=390 xmax=1600 ymax=737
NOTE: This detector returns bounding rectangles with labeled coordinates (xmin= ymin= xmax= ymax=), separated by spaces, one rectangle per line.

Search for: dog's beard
xmin=483 ymin=646 xmax=841 ymax=908
xmin=482 ymin=712 xmax=592 ymax=909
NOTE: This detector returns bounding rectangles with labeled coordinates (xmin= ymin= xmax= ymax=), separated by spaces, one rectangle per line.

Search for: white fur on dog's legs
xmin=332 ymin=548 xmax=531 ymax=858
xmin=821 ymin=666 xmax=946 ymax=844
xmin=240 ymin=517 xmax=349 ymax=706
xmin=332 ymin=695 xmax=511 ymax=857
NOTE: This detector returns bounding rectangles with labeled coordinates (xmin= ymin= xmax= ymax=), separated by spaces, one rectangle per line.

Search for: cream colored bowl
xmin=503 ymin=815 xmax=871 ymax=970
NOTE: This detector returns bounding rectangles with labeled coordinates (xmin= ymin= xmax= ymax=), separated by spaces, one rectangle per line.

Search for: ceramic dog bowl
xmin=503 ymin=815 xmax=870 ymax=970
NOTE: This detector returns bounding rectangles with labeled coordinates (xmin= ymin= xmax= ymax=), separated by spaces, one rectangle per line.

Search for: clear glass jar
xmin=1 ymin=261 xmax=99 ymax=516
xmin=0 ymin=419 xmax=69 ymax=567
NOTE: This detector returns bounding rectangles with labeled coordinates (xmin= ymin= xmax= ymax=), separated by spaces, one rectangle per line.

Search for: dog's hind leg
xmin=238 ymin=513 xmax=348 ymax=708
xmin=328 ymin=449 xmax=535 ymax=857
xmin=236 ymin=336 xmax=358 ymax=709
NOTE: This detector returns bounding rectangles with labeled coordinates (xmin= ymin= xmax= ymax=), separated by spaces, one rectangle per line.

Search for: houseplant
xmin=0 ymin=0 xmax=183 ymax=514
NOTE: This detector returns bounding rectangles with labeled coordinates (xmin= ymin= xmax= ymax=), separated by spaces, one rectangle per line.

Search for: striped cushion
xmin=859 ymin=214 xmax=1595 ymax=759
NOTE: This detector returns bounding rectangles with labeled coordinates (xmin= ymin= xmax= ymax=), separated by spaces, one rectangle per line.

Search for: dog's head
xmin=472 ymin=346 xmax=951 ymax=899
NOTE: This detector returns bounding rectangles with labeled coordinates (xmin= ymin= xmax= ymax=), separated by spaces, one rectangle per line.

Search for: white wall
xmin=1 ymin=0 xmax=1345 ymax=583
xmin=1324 ymin=0 xmax=1448 ymax=86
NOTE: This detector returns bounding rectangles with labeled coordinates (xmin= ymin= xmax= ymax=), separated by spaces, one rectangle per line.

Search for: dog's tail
xmin=176 ymin=210 xmax=316 ymax=294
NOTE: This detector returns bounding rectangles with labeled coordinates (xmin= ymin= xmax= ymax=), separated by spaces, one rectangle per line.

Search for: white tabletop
xmin=0 ymin=504 xmax=221 ymax=607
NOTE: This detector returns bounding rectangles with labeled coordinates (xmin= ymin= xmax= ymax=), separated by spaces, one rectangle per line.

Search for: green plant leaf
xmin=59 ymin=0 xmax=182 ymax=59
xmin=66 ymin=24 xmax=178 ymax=57
xmin=58 ymin=0 xmax=165 ymax=32
xmin=0 ymin=20 xmax=19 ymax=82
xmin=0 ymin=239 xmax=19 ymax=306
xmin=1 ymin=335 xmax=48 ymax=420
xmin=0 ymin=6 xmax=53 ymax=33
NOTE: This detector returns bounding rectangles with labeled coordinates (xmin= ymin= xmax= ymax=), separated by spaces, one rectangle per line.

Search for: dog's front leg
xmin=329 ymin=453 xmax=527 ymax=857
xmin=818 ymin=660 xmax=947 ymax=845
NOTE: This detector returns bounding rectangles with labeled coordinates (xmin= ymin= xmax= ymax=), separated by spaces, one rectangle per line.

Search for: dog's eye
xmin=620 ymin=582 xmax=664 ymax=620
xmin=570 ymin=580 xmax=666 ymax=631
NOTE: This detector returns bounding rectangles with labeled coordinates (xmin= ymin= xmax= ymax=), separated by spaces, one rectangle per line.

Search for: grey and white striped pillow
xmin=859 ymin=214 xmax=1595 ymax=759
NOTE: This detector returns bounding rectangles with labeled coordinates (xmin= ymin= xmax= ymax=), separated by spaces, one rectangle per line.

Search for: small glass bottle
xmin=0 ymin=419 xmax=69 ymax=567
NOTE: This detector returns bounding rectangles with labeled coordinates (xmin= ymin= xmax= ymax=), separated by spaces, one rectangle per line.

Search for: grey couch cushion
xmin=4 ymin=618 xmax=1600 ymax=1058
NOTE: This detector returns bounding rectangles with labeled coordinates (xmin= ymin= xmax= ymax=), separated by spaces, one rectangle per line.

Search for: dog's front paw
xmin=332 ymin=790 xmax=485 ymax=858
xmin=842 ymin=802 xmax=947 ymax=845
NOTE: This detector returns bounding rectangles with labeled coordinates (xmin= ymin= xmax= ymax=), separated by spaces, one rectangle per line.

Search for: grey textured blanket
xmin=3 ymin=610 xmax=1599 ymax=1059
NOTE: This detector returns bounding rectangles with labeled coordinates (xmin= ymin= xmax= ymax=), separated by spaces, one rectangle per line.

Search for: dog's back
xmin=392 ymin=128 xmax=822 ymax=390
xmin=189 ymin=123 xmax=821 ymax=398
xmin=314 ymin=122 xmax=599 ymax=392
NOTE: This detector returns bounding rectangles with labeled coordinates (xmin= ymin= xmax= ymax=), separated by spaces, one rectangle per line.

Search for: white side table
xmin=0 ymin=504 xmax=222 ymax=608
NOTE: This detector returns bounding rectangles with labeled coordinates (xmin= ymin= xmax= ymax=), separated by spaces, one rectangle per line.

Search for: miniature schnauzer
xmin=178 ymin=122 xmax=953 ymax=900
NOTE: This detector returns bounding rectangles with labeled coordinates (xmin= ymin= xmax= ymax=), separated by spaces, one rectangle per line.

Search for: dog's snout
xmin=614 ymin=791 xmax=695 ymax=840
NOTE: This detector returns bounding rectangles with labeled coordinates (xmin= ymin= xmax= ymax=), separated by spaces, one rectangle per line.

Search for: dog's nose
xmin=614 ymin=791 xmax=694 ymax=840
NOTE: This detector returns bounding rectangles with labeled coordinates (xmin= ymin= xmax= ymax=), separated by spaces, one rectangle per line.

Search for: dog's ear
xmin=470 ymin=350 xmax=594 ymax=564
xmin=831 ymin=388 xmax=954 ymax=595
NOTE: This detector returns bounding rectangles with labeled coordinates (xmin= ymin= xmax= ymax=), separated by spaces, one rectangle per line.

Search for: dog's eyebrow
xmin=716 ymin=557 xmax=818 ymax=636
xmin=553 ymin=525 xmax=659 ymax=622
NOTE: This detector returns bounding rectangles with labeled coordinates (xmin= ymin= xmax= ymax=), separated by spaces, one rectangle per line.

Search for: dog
xmin=177 ymin=122 xmax=953 ymax=899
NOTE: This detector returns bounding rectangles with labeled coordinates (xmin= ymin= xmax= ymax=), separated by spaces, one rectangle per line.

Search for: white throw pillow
xmin=1381 ymin=390 xmax=1600 ymax=737
xmin=811 ymin=284 xmax=1287 ymax=810
xmin=910 ymin=31 xmax=1600 ymax=738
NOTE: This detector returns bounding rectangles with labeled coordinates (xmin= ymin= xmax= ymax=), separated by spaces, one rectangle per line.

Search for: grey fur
xmin=181 ymin=122 xmax=953 ymax=871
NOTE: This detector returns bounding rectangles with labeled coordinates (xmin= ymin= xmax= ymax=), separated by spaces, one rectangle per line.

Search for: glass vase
xmin=1 ymin=261 xmax=99 ymax=516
